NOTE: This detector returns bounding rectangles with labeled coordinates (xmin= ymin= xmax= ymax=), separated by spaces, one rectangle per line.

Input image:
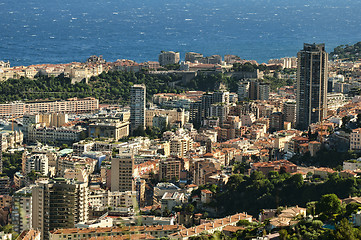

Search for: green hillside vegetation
xmin=0 ymin=66 xmax=294 ymax=104
xmin=0 ymin=71 xmax=184 ymax=104
xmin=330 ymin=42 xmax=361 ymax=61
xmin=211 ymin=171 xmax=360 ymax=216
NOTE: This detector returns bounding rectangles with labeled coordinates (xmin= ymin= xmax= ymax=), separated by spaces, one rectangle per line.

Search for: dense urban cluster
xmin=1 ymin=43 xmax=361 ymax=240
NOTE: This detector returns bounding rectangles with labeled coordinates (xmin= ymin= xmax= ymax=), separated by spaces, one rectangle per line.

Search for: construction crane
xmin=11 ymin=116 xmax=22 ymax=132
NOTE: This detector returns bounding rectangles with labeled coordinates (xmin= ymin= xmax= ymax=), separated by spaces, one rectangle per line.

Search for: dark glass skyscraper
xmin=296 ymin=43 xmax=328 ymax=130
xmin=130 ymin=84 xmax=146 ymax=133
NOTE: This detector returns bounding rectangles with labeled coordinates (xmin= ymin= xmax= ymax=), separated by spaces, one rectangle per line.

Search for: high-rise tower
xmin=296 ymin=43 xmax=328 ymax=130
xmin=130 ymin=84 xmax=146 ymax=133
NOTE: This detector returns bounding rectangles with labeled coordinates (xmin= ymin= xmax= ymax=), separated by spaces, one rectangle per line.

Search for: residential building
xmin=89 ymin=119 xmax=129 ymax=140
xmin=152 ymin=115 xmax=169 ymax=129
xmin=161 ymin=192 xmax=185 ymax=213
xmin=283 ymin=101 xmax=297 ymax=127
xmin=25 ymin=154 xmax=49 ymax=176
xmin=169 ymin=213 xmax=252 ymax=239
xmin=296 ymin=43 xmax=328 ymax=130
xmin=146 ymin=109 xmax=185 ymax=127
xmin=17 ymin=229 xmax=41 ymax=240
xmin=27 ymin=125 xmax=86 ymax=144
xmin=49 ymin=225 xmax=185 ymax=240
xmin=12 ymin=187 xmax=33 ymax=234
xmin=32 ymin=179 xmax=88 ymax=240
xmin=88 ymin=190 xmax=136 ymax=209
xmin=251 ymin=160 xmax=297 ymax=176
xmin=237 ymin=82 xmax=249 ymax=101
xmin=159 ymin=158 xmax=181 ymax=181
xmin=130 ymin=84 xmax=146 ymax=133
xmin=209 ymin=103 xmax=229 ymax=126
xmin=201 ymin=189 xmax=213 ymax=204
xmin=111 ymin=154 xmax=135 ymax=192
xmin=0 ymin=97 xmax=99 ymax=117
xmin=170 ymin=137 xmax=192 ymax=158
xmin=269 ymin=112 xmax=284 ymax=132
xmin=350 ymin=128 xmax=361 ymax=151
xmin=0 ymin=177 xmax=10 ymax=195
xmin=343 ymin=158 xmax=361 ymax=171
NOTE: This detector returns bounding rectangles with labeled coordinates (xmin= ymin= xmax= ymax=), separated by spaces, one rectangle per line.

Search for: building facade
xmin=159 ymin=51 xmax=180 ymax=66
xmin=296 ymin=43 xmax=328 ymax=130
xmin=111 ymin=154 xmax=135 ymax=192
xmin=130 ymin=84 xmax=146 ymax=133
xmin=0 ymin=97 xmax=99 ymax=117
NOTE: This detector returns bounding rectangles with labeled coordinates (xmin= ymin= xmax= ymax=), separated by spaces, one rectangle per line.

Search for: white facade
xmin=25 ymin=154 xmax=49 ymax=176
xmin=88 ymin=190 xmax=136 ymax=209
xmin=12 ymin=187 xmax=33 ymax=234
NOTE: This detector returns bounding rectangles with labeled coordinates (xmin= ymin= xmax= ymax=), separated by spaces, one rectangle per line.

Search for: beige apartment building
xmin=351 ymin=128 xmax=361 ymax=151
xmin=170 ymin=137 xmax=192 ymax=158
xmin=146 ymin=109 xmax=185 ymax=127
xmin=0 ymin=97 xmax=99 ymax=117
xmin=159 ymin=158 xmax=182 ymax=181
xmin=111 ymin=154 xmax=135 ymax=192
xmin=89 ymin=119 xmax=129 ymax=140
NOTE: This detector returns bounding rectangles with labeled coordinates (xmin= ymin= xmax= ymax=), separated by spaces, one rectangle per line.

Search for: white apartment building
xmin=25 ymin=154 xmax=49 ymax=176
xmin=88 ymin=190 xmax=136 ymax=209
xmin=12 ymin=187 xmax=33 ymax=234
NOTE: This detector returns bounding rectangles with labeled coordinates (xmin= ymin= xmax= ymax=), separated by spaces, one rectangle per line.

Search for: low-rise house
xmin=269 ymin=206 xmax=306 ymax=229
xmin=251 ymin=160 xmax=297 ymax=176
xmin=169 ymin=213 xmax=252 ymax=240
xmin=314 ymin=167 xmax=336 ymax=179
xmin=201 ymin=189 xmax=213 ymax=204
xmin=49 ymin=225 xmax=185 ymax=240
xmin=343 ymin=158 xmax=361 ymax=171
xmin=161 ymin=192 xmax=185 ymax=213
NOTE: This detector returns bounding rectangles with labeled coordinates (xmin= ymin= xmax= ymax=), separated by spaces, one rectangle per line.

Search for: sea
xmin=1 ymin=0 xmax=361 ymax=66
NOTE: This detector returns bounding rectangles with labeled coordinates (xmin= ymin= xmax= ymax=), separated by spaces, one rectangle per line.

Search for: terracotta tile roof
xmin=17 ymin=229 xmax=41 ymax=240
xmin=50 ymin=225 xmax=185 ymax=235
xmin=87 ymin=234 xmax=156 ymax=240
xmin=170 ymin=213 xmax=251 ymax=239
xmin=222 ymin=225 xmax=244 ymax=233
xmin=201 ymin=189 xmax=213 ymax=194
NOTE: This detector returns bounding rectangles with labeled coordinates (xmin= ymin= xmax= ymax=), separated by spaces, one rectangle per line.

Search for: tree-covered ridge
xmin=0 ymin=75 xmax=91 ymax=103
xmin=213 ymin=171 xmax=359 ymax=216
xmin=0 ymin=71 xmax=184 ymax=104
xmin=0 ymin=67 xmax=295 ymax=104
xmin=330 ymin=42 xmax=361 ymax=61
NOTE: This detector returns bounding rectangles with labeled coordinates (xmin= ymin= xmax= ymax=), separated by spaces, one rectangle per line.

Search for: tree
xmin=316 ymin=194 xmax=341 ymax=218
xmin=341 ymin=116 xmax=351 ymax=130
xmin=334 ymin=218 xmax=360 ymax=240
xmin=279 ymin=229 xmax=289 ymax=240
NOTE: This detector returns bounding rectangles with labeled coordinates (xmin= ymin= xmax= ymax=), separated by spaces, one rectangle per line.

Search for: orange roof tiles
xmin=50 ymin=225 xmax=185 ymax=235
xmin=170 ymin=213 xmax=252 ymax=238
xmin=87 ymin=234 xmax=156 ymax=240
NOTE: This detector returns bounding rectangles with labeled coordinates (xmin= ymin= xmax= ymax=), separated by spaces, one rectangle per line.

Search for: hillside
xmin=330 ymin=42 xmax=361 ymax=61
xmin=0 ymin=67 xmax=294 ymax=104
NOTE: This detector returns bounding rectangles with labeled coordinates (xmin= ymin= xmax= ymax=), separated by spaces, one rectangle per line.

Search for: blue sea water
xmin=0 ymin=0 xmax=361 ymax=66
